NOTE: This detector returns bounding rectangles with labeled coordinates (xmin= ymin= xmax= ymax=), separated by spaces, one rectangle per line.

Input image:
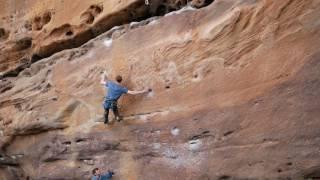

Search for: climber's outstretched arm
xmin=100 ymin=71 xmax=108 ymax=85
xmin=127 ymin=89 xmax=148 ymax=95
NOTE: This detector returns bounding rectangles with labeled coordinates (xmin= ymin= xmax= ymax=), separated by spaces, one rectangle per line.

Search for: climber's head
xmin=115 ymin=75 xmax=123 ymax=83
xmin=92 ymin=168 xmax=101 ymax=176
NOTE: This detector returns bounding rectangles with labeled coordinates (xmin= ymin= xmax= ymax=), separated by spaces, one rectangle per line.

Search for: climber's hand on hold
xmin=140 ymin=87 xmax=150 ymax=94
xmin=142 ymin=88 xmax=148 ymax=93
xmin=100 ymin=70 xmax=108 ymax=85
xmin=145 ymin=88 xmax=153 ymax=93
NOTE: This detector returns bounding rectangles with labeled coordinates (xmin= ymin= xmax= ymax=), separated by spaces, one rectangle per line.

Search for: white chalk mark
xmin=171 ymin=127 xmax=180 ymax=136
xmin=103 ymin=39 xmax=113 ymax=47
xmin=152 ymin=143 xmax=161 ymax=149
xmin=148 ymin=19 xmax=159 ymax=25
xmin=188 ymin=139 xmax=202 ymax=151
xmin=165 ymin=5 xmax=196 ymax=17
xmin=147 ymin=91 xmax=154 ymax=98
xmin=130 ymin=21 xmax=139 ymax=27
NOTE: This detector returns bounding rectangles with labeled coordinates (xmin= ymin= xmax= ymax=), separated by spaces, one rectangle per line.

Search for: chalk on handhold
xmin=147 ymin=89 xmax=154 ymax=97
xmin=171 ymin=127 xmax=180 ymax=136
xmin=100 ymin=70 xmax=107 ymax=74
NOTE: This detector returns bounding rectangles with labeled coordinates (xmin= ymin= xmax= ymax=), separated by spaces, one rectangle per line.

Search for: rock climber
xmin=91 ymin=168 xmax=114 ymax=180
xmin=100 ymin=71 xmax=148 ymax=124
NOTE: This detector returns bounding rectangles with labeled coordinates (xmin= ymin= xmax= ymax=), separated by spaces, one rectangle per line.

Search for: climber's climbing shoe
xmin=104 ymin=120 xmax=109 ymax=124
xmin=115 ymin=116 xmax=122 ymax=122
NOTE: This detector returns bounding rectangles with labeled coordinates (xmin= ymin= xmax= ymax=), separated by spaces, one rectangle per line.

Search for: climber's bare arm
xmin=100 ymin=71 xmax=108 ymax=85
xmin=128 ymin=88 xmax=148 ymax=95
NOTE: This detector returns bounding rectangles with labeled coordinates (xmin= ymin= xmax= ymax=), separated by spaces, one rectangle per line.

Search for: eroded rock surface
xmin=0 ymin=0 xmax=212 ymax=77
xmin=1 ymin=0 xmax=320 ymax=179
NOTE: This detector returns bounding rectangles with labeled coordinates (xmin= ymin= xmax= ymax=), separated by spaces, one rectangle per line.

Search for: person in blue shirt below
xmin=100 ymin=71 xmax=148 ymax=124
xmin=91 ymin=168 xmax=114 ymax=180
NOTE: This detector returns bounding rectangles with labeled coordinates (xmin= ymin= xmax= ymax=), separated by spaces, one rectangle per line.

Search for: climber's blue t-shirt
xmin=91 ymin=172 xmax=113 ymax=180
xmin=105 ymin=81 xmax=128 ymax=100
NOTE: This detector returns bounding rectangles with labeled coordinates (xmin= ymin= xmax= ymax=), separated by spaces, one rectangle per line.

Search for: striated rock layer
xmin=0 ymin=0 xmax=212 ymax=77
xmin=1 ymin=0 xmax=320 ymax=179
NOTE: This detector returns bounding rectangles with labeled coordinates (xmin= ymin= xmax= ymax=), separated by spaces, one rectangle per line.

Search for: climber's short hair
xmin=92 ymin=168 xmax=99 ymax=175
xmin=116 ymin=75 xmax=122 ymax=83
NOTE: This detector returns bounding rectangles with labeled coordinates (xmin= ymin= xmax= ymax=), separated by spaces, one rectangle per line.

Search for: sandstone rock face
xmin=0 ymin=0 xmax=211 ymax=76
xmin=1 ymin=0 xmax=320 ymax=179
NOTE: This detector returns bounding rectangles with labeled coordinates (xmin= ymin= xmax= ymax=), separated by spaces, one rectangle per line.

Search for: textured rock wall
xmin=1 ymin=0 xmax=320 ymax=179
xmin=0 ymin=0 xmax=212 ymax=76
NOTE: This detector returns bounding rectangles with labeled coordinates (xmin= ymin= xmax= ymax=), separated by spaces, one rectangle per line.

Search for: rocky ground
xmin=0 ymin=0 xmax=320 ymax=179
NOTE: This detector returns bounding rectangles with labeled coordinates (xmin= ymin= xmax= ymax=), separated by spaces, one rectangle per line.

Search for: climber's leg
xmin=104 ymin=108 xmax=110 ymax=124
xmin=111 ymin=101 xmax=122 ymax=122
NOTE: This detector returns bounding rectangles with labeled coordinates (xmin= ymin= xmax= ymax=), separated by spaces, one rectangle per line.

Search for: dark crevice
xmin=0 ymin=27 xmax=9 ymax=41
xmin=14 ymin=37 xmax=32 ymax=51
xmin=62 ymin=141 xmax=71 ymax=145
xmin=0 ymin=155 xmax=19 ymax=166
xmin=133 ymin=152 xmax=161 ymax=160
xmin=103 ymin=142 xmax=121 ymax=151
xmin=65 ymin=31 xmax=73 ymax=36
xmin=32 ymin=11 xmax=52 ymax=31
xmin=42 ymin=11 xmax=52 ymax=25
xmin=156 ymin=5 xmax=168 ymax=15
xmin=303 ymin=166 xmax=320 ymax=179
xmin=0 ymin=83 xmax=13 ymax=93
xmin=223 ymin=130 xmax=234 ymax=137
xmin=75 ymin=138 xmax=86 ymax=143
xmin=205 ymin=0 xmax=215 ymax=5
xmin=189 ymin=131 xmax=213 ymax=141
xmin=31 ymin=54 xmax=42 ymax=63
xmin=35 ymin=27 xmax=95 ymax=61
xmin=191 ymin=0 xmax=214 ymax=8
xmin=202 ymin=130 xmax=210 ymax=134
xmin=0 ymin=28 xmax=5 ymax=37
xmin=218 ymin=175 xmax=231 ymax=180
xmin=1 ymin=58 xmax=31 ymax=78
